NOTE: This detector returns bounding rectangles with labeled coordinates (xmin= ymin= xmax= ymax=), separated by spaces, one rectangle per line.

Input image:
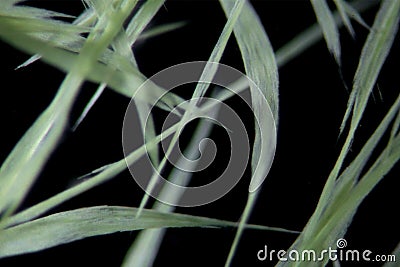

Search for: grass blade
xmin=341 ymin=0 xmax=370 ymax=30
xmin=0 ymin=100 xmax=67 ymax=219
xmin=137 ymin=21 xmax=187 ymax=41
xmin=0 ymin=2 xmax=75 ymax=20
xmin=125 ymin=0 xmax=165 ymax=46
xmin=123 ymin=0 xmax=166 ymax=166
xmin=3 ymin=4 xmax=183 ymax=112
xmin=3 ymin=72 xmax=251 ymax=229
xmin=72 ymin=83 xmax=106 ymax=131
xmin=0 ymin=0 xmax=141 ymax=223
xmin=135 ymin=0 xmax=246 ymax=218
xmin=72 ymin=5 xmax=138 ymax=130
xmin=306 ymin=0 xmax=400 ymax=237
xmin=135 ymin=101 xmax=160 ymax=166
xmin=122 ymin=91 xmax=221 ymax=267
xmin=0 ymin=206 xmax=297 ymax=259
xmin=314 ymin=93 xmax=400 ymax=243
xmin=333 ymin=0 xmax=355 ymax=37
xmin=4 ymin=119 xmax=180 ymax=228
xmin=219 ymin=0 xmax=278 ymax=265
xmin=310 ymin=0 xmax=341 ymax=65
xmin=1 ymin=17 xmax=181 ymax=110
xmin=276 ymin=91 xmax=400 ymax=267
xmin=191 ymin=0 xmax=245 ymax=101
xmin=341 ymin=0 xmax=400 ymax=134
xmin=275 ymin=0 xmax=375 ymax=68
xmin=16 ymin=7 xmax=96 ymax=69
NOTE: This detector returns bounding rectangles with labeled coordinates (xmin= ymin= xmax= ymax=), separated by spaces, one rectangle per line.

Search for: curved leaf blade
xmin=0 ymin=206 xmax=297 ymax=259
xmin=219 ymin=0 xmax=279 ymax=266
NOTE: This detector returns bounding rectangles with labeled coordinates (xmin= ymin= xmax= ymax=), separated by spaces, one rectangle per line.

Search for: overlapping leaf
xmin=0 ymin=0 xmax=140 ymax=222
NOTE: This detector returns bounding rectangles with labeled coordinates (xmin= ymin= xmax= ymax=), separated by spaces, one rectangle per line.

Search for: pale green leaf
xmin=0 ymin=103 xmax=67 ymax=219
xmin=122 ymin=0 xmax=166 ymax=166
xmin=125 ymin=0 xmax=165 ymax=46
xmin=72 ymin=83 xmax=107 ymax=131
xmin=137 ymin=21 xmax=187 ymax=41
xmin=135 ymin=0 xmax=246 ymax=218
xmin=3 ymin=119 xmax=179 ymax=228
xmin=0 ymin=18 xmax=181 ymax=110
xmin=0 ymin=16 xmax=88 ymax=35
xmin=122 ymin=93 xmax=221 ymax=267
xmin=313 ymin=93 xmax=400 ymax=242
xmin=112 ymin=28 xmax=137 ymax=65
xmin=72 ymin=3 xmax=139 ymax=130
xmin=275 ymin=0 xmax=375 ymax=67
xmin=0 ymin=206 xmax=297 ymax=259
xmin=276 ymin=93 xmax=400 ymax=267
xmin=334 ymin=95 xmax=400 ymax=197
xmin=73 ymin=7 xmax=97 ymax=26
xmin=341 ymin=0 xmax=400 ymax=135
xmin=13 ymin=1 xmax=183 ymax=116
xmin=212 ymin=0 xmax=376 ymax=105
xmin=0 ymin=2 xmax=75 ymax=19
xmin=191 ymin=0 xmax=245 ymax=101
xmin=0 ymin=0 xmax=140 ymax=222
xmin=16 ymin=7 xmax=96 ymax=69
xmin=220 ymin=0 xmax=278 ymax=191
xmin=219 ymin=0 xmax=278 ymax=265
xmin=333 ymin=0 xmax=355 ymax=37
xmin=135 ymin=101 xmax=160 ymax=166
xmin=3 ymin=82 xmax=245 ymax=229
xmin=304 ymin=0 xmax=400 ymax=241
xmin=82 ymin=0 xmax=114 ymax=16
xmin=310 ymin=0 xmax=341 ymax=65
xmin=341 ymin=0 xmax=370 ymax=30
xmin=0 ymin=16 xmax=87 ymax=217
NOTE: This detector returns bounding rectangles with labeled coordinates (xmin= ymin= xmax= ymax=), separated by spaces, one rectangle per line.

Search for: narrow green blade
xmin=219 ymin=0 xmax=279 ymax=266
xmin=0 ymin=206 xmax=297 ymax=259
xmin=333 ymin=0 xmax=355 ymax=37
xmin=311 ymin=0 xmax=341 ymax=65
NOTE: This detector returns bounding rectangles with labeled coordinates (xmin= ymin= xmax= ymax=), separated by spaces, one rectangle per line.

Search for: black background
xmin=0 ymin=1 xmax=399 ymax=266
